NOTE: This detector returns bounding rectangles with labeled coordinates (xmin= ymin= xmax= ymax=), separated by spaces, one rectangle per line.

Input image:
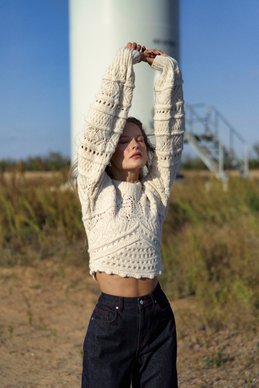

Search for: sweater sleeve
xmin=144 ymin=55 xmax=185 ymax=205
xmin=77 ymin=47 xmax=140 ymax=197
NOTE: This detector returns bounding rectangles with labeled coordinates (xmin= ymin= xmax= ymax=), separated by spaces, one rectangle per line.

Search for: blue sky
xmin=0 ymin=0 xmax=258 ymax=160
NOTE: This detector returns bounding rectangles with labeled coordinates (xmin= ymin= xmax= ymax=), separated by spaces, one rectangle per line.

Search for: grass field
xmin=0 ymin=170 xmax=258 ymax=386
xmin=1 ymin=169 xmax=258 ymax=329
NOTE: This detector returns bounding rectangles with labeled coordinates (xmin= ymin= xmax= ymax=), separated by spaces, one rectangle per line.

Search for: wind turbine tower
xmin=69 ymin=0 xmax=180 ymax=160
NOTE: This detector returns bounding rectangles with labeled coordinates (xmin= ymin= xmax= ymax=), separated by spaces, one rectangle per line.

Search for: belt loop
xmin=151 ymin=293 xmax=156 ymax=306
xmin=152 ymin=281 xmax=159 ymax=305
xmin=119 ymin=297 xmax=124 ymax=311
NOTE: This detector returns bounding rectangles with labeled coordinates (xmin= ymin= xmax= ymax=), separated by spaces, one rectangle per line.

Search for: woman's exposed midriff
xmin=95 ymin=272 xmax=158 ymax=297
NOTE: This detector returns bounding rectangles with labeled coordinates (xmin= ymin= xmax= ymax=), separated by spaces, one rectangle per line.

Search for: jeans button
xmin=139 ymin=299 xmax=144 ymax=305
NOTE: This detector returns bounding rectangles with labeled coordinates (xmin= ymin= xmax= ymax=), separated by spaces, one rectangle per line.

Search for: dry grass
xmin=161 ymin=174 xmax=259 ymax=330
xmin=0 ymin=170 xmax=258 ymax=330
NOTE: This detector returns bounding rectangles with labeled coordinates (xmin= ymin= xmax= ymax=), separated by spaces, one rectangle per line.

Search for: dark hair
xmin=70 ymin=116 xmax=155 ymax=188
xmin=106 ymin=116 xmax=155 ymax=179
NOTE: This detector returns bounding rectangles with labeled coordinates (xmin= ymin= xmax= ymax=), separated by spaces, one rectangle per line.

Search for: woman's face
xmin=110 ymin=121 xmax=148 ymax=176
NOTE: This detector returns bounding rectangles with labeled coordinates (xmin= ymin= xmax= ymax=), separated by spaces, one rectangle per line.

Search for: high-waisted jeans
xmin=81 ymin=282 xmax=178 ymax=388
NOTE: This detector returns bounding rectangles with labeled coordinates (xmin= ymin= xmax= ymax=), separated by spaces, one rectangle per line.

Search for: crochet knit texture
xmin=77 ymin=47 xmax=185 ymax=279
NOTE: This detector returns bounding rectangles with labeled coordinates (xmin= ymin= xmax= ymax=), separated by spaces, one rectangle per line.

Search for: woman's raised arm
xmin=77 ymin=46 xmax=141 ymax=198
xmin=144 ymin=52 xmax=185 ymax=205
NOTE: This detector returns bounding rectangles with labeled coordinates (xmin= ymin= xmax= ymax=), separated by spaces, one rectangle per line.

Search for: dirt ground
xmin=0 ymin=260 xmax=258 ymax=388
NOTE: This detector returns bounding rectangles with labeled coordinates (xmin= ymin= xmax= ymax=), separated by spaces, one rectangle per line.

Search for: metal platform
xmin=184 ymin=104 xmax=249 ymax=181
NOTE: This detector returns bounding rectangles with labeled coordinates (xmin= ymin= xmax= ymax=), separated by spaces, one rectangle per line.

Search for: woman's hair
xmin=70 ymin=116 xmax=155 ymax=188
xmin=106 ymin=116 xmax=155 ymax=179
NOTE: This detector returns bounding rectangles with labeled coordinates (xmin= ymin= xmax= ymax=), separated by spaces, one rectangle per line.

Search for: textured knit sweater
xmin=77 ymin=47 xmax=185 ymax=279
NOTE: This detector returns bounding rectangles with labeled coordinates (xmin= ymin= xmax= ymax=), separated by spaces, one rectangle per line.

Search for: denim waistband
xmin=98 ymin=282 xmax=165 ymax=309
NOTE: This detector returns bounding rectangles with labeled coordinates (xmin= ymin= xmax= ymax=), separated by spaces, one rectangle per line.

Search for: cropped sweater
xmin=77 ymin=47 xmax=185 ymax=279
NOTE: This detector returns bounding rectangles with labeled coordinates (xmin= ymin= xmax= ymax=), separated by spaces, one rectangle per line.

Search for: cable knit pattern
xmin=77 ymin=47 xmax=185 ymax=279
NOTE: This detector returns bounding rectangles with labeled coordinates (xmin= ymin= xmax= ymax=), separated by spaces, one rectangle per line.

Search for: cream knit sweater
xmin=77 ymin=47 xmax=185 ymax=279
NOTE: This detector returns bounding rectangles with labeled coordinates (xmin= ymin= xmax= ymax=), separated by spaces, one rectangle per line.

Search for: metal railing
xmin=185 ymin=104 xmax=249 ymax=180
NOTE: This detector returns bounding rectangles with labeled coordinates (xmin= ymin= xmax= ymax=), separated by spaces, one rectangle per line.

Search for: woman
xmin=77 ymin=42 xmax=185 ymax=387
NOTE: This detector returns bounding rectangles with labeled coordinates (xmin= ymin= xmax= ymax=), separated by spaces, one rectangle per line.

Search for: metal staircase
xmin=184 ymin=104 xmax=249 ymax=181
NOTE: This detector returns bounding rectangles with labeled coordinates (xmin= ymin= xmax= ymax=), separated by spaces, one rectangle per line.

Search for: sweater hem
xmin=90 ymin=267 xmax=162 ymax=281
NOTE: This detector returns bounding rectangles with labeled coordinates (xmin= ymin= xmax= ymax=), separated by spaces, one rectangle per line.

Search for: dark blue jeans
xmin=82 ymin=282 xmax=178 ymax=387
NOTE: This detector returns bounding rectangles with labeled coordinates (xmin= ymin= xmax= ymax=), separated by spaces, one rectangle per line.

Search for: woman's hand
xmin=126 ymin=42 xmax=166 ymax=65
xmin=142 ymin=48 xmax=166 ymax=65
xmin=126 ymin=42 xmax=146 ymax=61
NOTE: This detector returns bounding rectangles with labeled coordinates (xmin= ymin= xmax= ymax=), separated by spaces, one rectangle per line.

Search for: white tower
xmin=69 ymin=0 xmax=180 ymax=160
